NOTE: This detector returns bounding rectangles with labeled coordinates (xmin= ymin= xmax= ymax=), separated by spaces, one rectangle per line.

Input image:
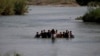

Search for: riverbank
xmin=29 ymin=4 xmax=80 ymax=7
xmin=27 ymin=4 xmax=80 ymax=7
xmin=26 ymin=0 xmax=80 ymax=7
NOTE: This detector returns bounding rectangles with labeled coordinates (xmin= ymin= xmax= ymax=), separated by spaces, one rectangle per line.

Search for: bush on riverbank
xmin=82 ymin=8 xmax=100 ymax=23
xmin=76 ymin=2 xmax=100 ymax=23
xmin=0 ymin=0 xmax=28 ymax=15
xmin=14 ymin=0 xmax=28 ymax=15
xmin=76 ymin=0 xmax=100 ymax=6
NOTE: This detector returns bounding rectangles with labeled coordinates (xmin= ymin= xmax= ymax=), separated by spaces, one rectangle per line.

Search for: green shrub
xmin=82 ymin=8 xmax=100 ymax=23
xmin=14 ymin=0 xmax=28 ymax=15
xmin=1 ymin=0 xmax=15 ymax=15
xmin=0 ymin=0 xmax=6 ymax=15
xmin=0 ymin=0 xmax=28 ymax=15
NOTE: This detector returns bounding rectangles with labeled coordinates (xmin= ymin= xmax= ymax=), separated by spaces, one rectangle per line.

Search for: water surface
xmin=0 ymin=6 xmax=100 ymax=56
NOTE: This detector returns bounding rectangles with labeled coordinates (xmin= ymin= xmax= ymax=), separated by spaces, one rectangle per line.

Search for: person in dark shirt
xmin=63 ymin=32 xmax=66 ymax=38
xmin=65 ymin=30 xmax=69 ymax=39
xmin=47 ymin=30 xmax=51 ymax=38
xmin=69 ymin=31 xmax=74 ymax=38
xmin=35 ymin=32 xmax=40 ymax=38
xmin=40 ymin=30 xmax=44 ymax=38
xmin=51 ymin=29 xmax=55 ymax=34
xmin=40 ymin=30 xmax=47 ymax=38
xmin=43 ymin=30 xmax=47 ymax=38
xmin=59 ymin=32 xmax=63 ymax=38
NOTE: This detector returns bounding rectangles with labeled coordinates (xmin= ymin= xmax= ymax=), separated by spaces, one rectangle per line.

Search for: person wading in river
xmin=35 ymin=32 xmax=40 ymax=38
xmin=51 ymin=29 xmax=56 ymax=43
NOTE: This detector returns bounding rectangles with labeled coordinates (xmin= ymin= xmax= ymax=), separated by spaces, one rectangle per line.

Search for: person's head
xmin=66 ymin=30 xmax=69 ymax=33
xmin=60 ymin=32 xmax=62 ymax=34
xmin=41 ymin=30 xmax=43 ymax=33
xmin=36 ymin=32 xmax=39 ymax=34
xmin=43 ymin=29 xmax=45 ymax=32
xmin=52 ymin=29 xmax=55 ymax=31
xmin=48 ymin=30 xmax=50 ymax=32
xmin=70 ymin=31 xmax=72 ymax=33
xmin=63 ymin=32 xmax=65 ymax=34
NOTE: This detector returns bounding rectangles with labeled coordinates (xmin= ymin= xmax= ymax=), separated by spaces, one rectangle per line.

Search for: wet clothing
xmin=65 ymin=32 xmax=69 ymax=38
xmin=51 ymin=29 xmax=55 ymax=34
xmin=47 ymin=32 xmax=51 ymax=38
xmin=40 ymin=32 xmax=47 ymax=38
xmin=35 ymin=34 xmax=40 ymax=38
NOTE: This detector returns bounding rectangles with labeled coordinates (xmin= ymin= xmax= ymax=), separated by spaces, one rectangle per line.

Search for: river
xmin=0 ymin=6 xmax=100 ymax=56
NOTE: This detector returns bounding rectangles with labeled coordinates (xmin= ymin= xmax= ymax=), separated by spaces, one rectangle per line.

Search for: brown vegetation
xmin=26 ymin=0 xmax=79 ymax=6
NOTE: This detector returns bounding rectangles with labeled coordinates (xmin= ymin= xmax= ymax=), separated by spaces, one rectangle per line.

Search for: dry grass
xmin=27 ymin=0 xmax=79 ymax=6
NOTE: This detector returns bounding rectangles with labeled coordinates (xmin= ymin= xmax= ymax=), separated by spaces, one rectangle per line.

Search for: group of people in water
xmin=35 ymin=29 xmax=74 ymax=39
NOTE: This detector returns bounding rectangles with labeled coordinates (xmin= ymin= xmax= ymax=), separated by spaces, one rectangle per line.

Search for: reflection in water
xmin=51 ymin=38 xmax=56 ymax=44
xmin=0 ymin=6 xmax=100 ymax=56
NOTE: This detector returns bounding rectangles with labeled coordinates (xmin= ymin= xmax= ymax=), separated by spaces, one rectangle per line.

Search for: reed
xmin=14 ymin=0 xmax=28 ymax=15
xmin=0 ymin=0 xmax=28 ymax=15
